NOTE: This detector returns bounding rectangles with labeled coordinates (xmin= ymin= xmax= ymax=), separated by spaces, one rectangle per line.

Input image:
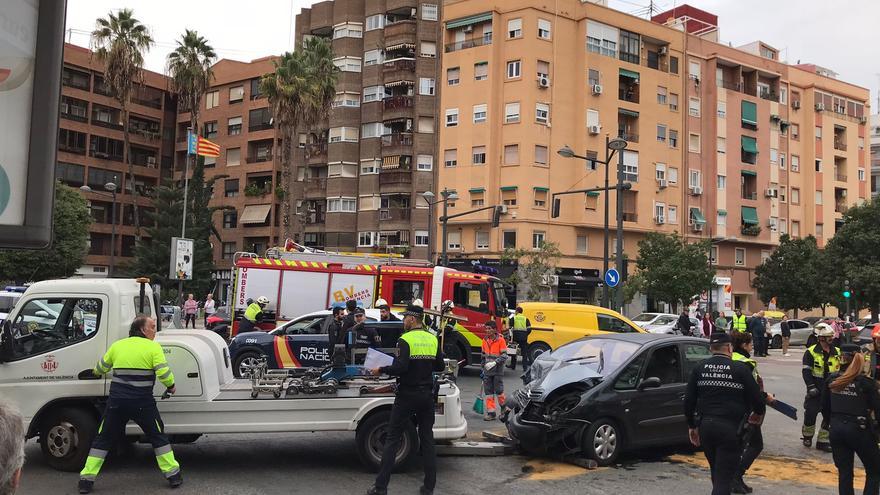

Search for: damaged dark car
xmin=506 ymin=333 xmax=711 ymax=466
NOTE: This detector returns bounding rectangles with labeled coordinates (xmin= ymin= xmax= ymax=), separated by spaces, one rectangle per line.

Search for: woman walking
xmin=822 ymin=344 xmax=880 ymax=495
xmin=182 ymin=294 xmax=198 ymax=329
xmin=203 ymin=294 xmax=216 ymax=328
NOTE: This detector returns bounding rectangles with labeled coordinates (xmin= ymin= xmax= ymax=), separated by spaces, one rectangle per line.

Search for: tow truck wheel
xmin=356 ymin=411 xmax=417 ymax=472
xmin=528 ymin=342 xmax=551 ymax=363
xmin=40 ymin=407 xmax=98 ymax=472
xmin=234 ymin=351 xmax=264 ymax=378
xmin=582 ymin=418 xmax=622 ymax=466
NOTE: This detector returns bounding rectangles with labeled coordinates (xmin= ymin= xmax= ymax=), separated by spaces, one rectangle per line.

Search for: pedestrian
xmin=714 ymin=311 xmax=728 ymax=333
xmin=481 ymin=320 xmax=508 ymax=420
xmin=732 ymin=308 xmax=748 ymax=333
xmin=78 ymin=316 xmax=181 ymax=493
xmin=366 ymin=303 xmax=444 ymax=495
xmin=678 ymin=309 xmax=692 ymax=336
xmin=802 ymin=323 xmax=841 ymax=452
xmin=508 ymin=306 xmax=532 ymax=371
xmin=182 ymin=293 xmax=198 ymax=328
xmin=238 ymin=296 xmax=268 ymax=334
xmin=323 ymin=305 xmax=346 ymax=348
xmin=859 ymin=324 xmax=880 ymax=381
xmin=780 ymin=314 xmax=792 ymax=357
xmin=0 ymin=401 xmax=25 ymax=495
xmin=203 ymin=293 xmax=216 ymax=328
xmin=375 ymin=299 xmax=400 ymax=322
xmin=822 ymin=344 xmax=880 ymax=495
xmin=684 ymin=332 xmax=766 ymax=495
xmin=702 ymin=313 xmax=715 ymax=338
xmin=730 ymin=331 xmax=776 ymax=494
xmin=746 ymin=311 xmax=767 ymax=357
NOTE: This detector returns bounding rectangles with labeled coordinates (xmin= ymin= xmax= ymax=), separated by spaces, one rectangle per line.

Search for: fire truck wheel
xmin=40 ymin=407 xmax=98 ymax=472
xmin=356 ymin=410 xmax=416 ymax=472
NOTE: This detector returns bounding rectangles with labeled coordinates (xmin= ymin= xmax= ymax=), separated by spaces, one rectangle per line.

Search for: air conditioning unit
xmin=859 ymin=116 xmax=868 ymax=124
xmin=588 ymin=125 xmax=601 ymax=135
xmin=654 ymin=215 xmax=665 ymax=224
xmin=792 ymin=100 xmax=801 ymax=110
xmin=815 ymin=103 xmax=825 ymax=111
xmin=147 ymin=156 xmax=157 ymax=167
xmin=657 ymin=178 xmax=668 ymax=189
xmin=690 ymin=186 xmax=703 ymax=196
xmin=463 ymin=25 xmax=474 ymax=33
xmin=410 ymin=8 xmax=417 ymax=17
xmin=693 ymin=223 xmax=704 ymax=232
xmin=765 ymin=188 xmax=778 ymax=198
xmin=659 ymin=46 xmax=668 ymax=55
xmin=61 ymin=102 xmax=69 ymax=113
xmin=537 ymin=76 xmax=550 ymax=88
xmin=591 ymin=84 xmax=603 ymax=95
xmin=540 ymin=274 xmax=559 ymax=286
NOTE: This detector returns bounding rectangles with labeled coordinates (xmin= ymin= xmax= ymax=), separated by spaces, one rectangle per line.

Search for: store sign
xmin=169 ymin=237 xmax=194 ymax=281
xmin=0 ymin=0 xmax=66 ymax=248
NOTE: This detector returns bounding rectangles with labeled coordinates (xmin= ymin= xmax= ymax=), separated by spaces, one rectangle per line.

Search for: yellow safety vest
xmin=732 ymin=314 xmax=748 ymax=332
xmin=400 ymin=329 xmax=439 ymax=359
xmin=513 ymin=314 xmax=528 ymax=331
xmin=95 ymin=336 xmax=175 ymax=398
xmin=807 ymin=344 xmax=841 ymax=378
xmin=732 ymin=351 xmax=759 ymax=382
xmin=244 ymin=302 xmax=262 ymax=322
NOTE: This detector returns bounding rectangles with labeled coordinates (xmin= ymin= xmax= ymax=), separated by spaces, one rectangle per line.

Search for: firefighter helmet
xmin=814 ymin=323 xmax=834 ymax=338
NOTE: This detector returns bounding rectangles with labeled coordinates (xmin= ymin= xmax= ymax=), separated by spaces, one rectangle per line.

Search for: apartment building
xmin=871 ymin=113 xmax=880 ymax=197
xmin=56 ymin=44 xmax=176 ymax=278
xmin=174 ymin=57 xmax=280 ymax=299
xmin=292 ymin=0 xmax=441 ymax=259
xmin=438 ymin=1 xmax=871 ymax=312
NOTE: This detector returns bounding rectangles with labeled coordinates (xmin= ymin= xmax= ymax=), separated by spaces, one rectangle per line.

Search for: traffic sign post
xmin=605 ymin=268 xmax=620 ymax=288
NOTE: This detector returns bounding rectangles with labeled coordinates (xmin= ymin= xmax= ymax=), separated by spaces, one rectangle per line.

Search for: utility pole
xmin=179 ymin=127 xmax=194 ymax=304
xmin=614 ymin=146 xmax=625 ymax=313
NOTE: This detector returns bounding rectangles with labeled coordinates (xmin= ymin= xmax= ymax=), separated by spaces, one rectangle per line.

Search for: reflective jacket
xmin=243 ymin=302 xmax=262 ymax=323
xmin=380 ymin=328 xmax=443 ymax=391
xmin=732 ymin=314 xmax=748 ymax=332
xmin=481 ymin=336 xmax=508 ymax=377
xmin=95 ymin=336 xmax=175 ymax=400
xmin=510 ymin=314 xmax=531 ymax=338
xmin=802 ymin=344 xmax=841 ymax=389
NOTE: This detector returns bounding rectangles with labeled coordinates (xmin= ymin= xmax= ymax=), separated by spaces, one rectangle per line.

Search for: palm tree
xmin=91 ymin=9 xmax=154 ymax=240
xmin=166 ymin=29 xmax=216 ymax=150
xmin=261 ymin=37 xmax=337 ymax=240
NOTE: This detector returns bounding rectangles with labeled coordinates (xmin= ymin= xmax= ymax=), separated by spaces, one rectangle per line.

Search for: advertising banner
xmin=169 ymin=237 xmax=194 ymax=281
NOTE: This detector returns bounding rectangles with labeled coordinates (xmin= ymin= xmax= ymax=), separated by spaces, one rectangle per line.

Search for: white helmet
xmin=375 ymin=298 xmax=389 ymax=308
xmin=412 ymin=298 xmax=424 ymax=308
xmin=814 ymin=323 xmax=834 ymax=338
xmin=257 ymin=296 xmax=270 ymax=305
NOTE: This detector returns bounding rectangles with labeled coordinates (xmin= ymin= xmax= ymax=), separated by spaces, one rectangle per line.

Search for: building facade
xmin=174 ymin=57 xmax=281 ymax=300
xmin=292 ymin=0 xmax=441 ymax=260
xmin=871 ymin=113 xmax=880 ymax=197
xmin=56 ymin=44 xmax=176 ymax=278
xmin=437 ymin=1 xmax=871 ymax=313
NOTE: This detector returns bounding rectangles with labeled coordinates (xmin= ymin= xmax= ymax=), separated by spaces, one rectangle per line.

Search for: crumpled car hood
xmin=526 ymin=356 xmax=602 ymax=401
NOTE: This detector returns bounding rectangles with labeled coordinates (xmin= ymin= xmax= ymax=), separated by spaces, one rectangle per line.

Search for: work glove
xmin=484 ymin=361 xmax=497 ymax=372
xmin=807 ymin=385 xmax=820 ymax=398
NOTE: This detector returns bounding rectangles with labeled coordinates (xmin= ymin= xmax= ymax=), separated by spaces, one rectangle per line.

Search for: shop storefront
xmin=555 ymin=268 xmax=601 ymax=304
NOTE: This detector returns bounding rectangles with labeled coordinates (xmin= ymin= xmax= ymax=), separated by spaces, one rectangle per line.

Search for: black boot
xmin=740 ymin=477 xmax=753 ymax=493
xmin=731 ymin=477 xmax=749 ymax=494
xmin=168 ymin=473 xmax=183 ymax=488
xmin=366 ymin=486 xmax=387 ymax=495
xmin=802 ymin=437 xmax=812 ymax=447
xmin=419 ymin=486 xmax=434 ymax=495
xmin=78 ymin=479 xmax=94 ymax=494
xmin=816 ymin=442 xmax=833 ymax=452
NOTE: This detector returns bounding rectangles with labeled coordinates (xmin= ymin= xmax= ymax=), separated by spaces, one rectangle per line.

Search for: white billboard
xmin=169 ymin=237 xmax=194 ymax=281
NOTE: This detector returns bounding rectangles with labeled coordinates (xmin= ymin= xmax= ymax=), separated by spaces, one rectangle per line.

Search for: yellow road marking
xmin=523 ymin=459 xmax=605 ymax=480
xmin=669 ymin=453 xmax=856 ymax=487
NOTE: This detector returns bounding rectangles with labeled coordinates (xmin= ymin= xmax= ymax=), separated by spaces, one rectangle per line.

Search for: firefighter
xmin=508 ymin=306 xmax=532 ymax=371
xmin=78 ymin=316 xmax=181 ymax=493
xmin=731 ymin=308 xmax=748 ymax=333
xmin=367 ymin=303 xmax=444 ymax=495
xmin=375 ymin=299 xmax=400 ymax=322
xmin=802 ymin=323 xmax=841 ymax=452
xmin=481 ymin=320 xmax=508 ymax=420
xmin=238 ymin=296 xmax=268 ymax=333
xmin=859 ymin=324 xmax=880 ymax=381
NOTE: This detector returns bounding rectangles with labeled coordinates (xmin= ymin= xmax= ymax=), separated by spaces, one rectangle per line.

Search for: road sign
xmin=604 ymin=268 xmax=620 ymax=288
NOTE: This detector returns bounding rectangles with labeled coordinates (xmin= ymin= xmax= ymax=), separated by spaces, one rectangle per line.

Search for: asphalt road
xmin=17 ymin=345 xmax=849 ymax=494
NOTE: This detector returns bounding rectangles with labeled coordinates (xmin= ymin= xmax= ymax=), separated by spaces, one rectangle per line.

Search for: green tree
xmin=630 ymin=232 xmax=714 ymax=312
xmin=166 ymin=29 xmax=216 ymax=139
xmin=0 ymin=182 xmax=90 ymax=282
xmin=752 ymin=235 xmax=827 ymax=317
xmin=91 ymin=9 xmax=154 ymax=239
xmin=501 ymin=241 xmax=562 ymax=302
xmin=825 ymin=199 xmax=880 ymax=320
xmin=261 ymin=37 xmax=337 ymax=239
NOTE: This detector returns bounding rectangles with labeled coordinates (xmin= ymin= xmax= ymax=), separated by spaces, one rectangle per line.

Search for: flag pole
xmin=180 ymin=127 xmax=193 ymax=306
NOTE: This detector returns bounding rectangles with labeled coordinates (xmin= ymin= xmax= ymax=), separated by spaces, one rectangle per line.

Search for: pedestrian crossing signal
xmin=843 ymin=290 xmax=851 ymax=298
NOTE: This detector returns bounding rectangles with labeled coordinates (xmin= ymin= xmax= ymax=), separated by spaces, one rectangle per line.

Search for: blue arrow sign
xmin=605 ymin=268 xmax=620 ymax=288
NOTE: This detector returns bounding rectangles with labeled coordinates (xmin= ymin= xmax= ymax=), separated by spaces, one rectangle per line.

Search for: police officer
xmin=822 ymin=344 xmax=880 ymax=495
xmin=238 ymin=296 xmax=269 ymax=333
xmin=367 ymin=303 xmax=444 ymax=495
xmin=732 ymin=308 xmax=748 ymax=333
xmin=323 ymin=305 xmax=346 ymax=347
xmin=508 ymin=306 xmax=532 ymax=371
xmin=353 ymin=307 xmax=380 ymax=350
xmin=802 ymin=323 xmax=841 ymax=451
xmin=78 ymin=316 xmax=181 ymax=493
xmin=684 ymin=332 xmax=766 ymax=495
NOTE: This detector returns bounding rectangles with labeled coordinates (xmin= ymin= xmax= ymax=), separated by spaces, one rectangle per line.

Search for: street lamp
xmin=81 ymin=181 xmax=118 ymax=277
xmin=422 ymin=189 xmax=458 ymax=266
xmin=557 ymin=136 xmax=628 ymax=309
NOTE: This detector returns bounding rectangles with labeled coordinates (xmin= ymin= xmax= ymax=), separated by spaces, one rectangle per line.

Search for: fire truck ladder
xmin=239 ymin=243 xmax=433 ymax=267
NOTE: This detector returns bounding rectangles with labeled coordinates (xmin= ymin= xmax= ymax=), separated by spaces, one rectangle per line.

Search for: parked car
xmin=768 ymin=319 xmax=813 ymax=348
xmin=639 ymin=314 xmax=700 ymax=335
xmin=0 ymin=286 xmax=27 ymax=322
xmin=855 ymin=326 xmax=875 ymax=347
xmin=206 ymin=306 xmax=231 ymax=330
xmin=802 ymin=316 xmax=822 ymax=326
xmin=630 ymin=313 xmax=668 ymax=328
xmin=517 ymin=302 xmax=644 ymax=363
xmin=506 ymin=333 xmax=711 ymax=466
xmin=159 ymin=305 xmax=175 ymax=322
xmin=855 ymin=317 xmax=877 ymax=332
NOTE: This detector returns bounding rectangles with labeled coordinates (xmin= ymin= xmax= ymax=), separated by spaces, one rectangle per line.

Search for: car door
xmin=789 ymin=320 xmax=812 ymax=346
xmin=286 ymin=317 xmax=330 ymax=367
xmin=612 ymin=343 xmax=686 ymax=446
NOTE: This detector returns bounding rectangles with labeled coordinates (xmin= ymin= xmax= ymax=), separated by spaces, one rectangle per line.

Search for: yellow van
xmin=518 ymin=302 xmax=645 ymax=361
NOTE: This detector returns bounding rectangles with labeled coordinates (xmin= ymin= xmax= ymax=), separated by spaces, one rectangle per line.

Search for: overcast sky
xmin=65 ymin=0 xmax=878 ymax=109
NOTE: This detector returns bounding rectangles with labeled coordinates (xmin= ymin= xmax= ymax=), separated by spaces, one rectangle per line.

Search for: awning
xmin=385 ymin=43 xmax=415 ymax=51
xmin=741 ymin=100 xmax=757 ymax=125
xmin=586 ymin=191 xmax=601 ymax=197
xmin=500 ymin=186 xmax=517 ymax=191
xmin=741 ymin=206 xmax=759 ymax=225
xmin=445 ymin=12 xmax=492 ymax=29
xmin=618 ymin=108 xmax=640 ymax=118
xmin=619 ymin=68 xmax=640 ymax=80
xmin=384 ymin=80 xmax=414 ymax=88
xmin=469 ymin=187 xmax=485 ymax=193
xmin=718 ymin=209 xmax=727 ymax=216
xmin=240 ymin=204 xmax=272 ymax=224
xmin=741 ymin=169 xmax=757 ymax=176
xmin=690 ymin=208 xmax=706 ymax=225
xmin=741 ymin=135 xmax=758 ymax=154
xmin=533 ymin=186 xmax=549 ymax=192
xmin=382 ymin=156 xmax=400 ymax=169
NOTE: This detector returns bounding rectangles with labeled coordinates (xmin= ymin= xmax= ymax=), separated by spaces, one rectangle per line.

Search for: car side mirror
xmin=637 ymin=376 xmax=662 ymax=390
xmin=0 ymin=320 xmax=13 ymax=363
xmin=35 ymin=310 xmax=49 ymax=318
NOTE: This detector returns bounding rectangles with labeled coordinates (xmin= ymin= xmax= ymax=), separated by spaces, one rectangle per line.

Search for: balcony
xmin=741 ymin=191 xmax=758 ymax=201
xmin=381 ymin=132 xmax=414 ymax=148
xmin=383 ymin=58 xmax=416 ymax=73
xmin=834 ymin=141 xmax=847 ymax=151
xmin=622 ymin=212 xmax=638 ymax=222
xmin=759 ymin=89 xmax=778 ymax=102
xmin=719 ymin=79 xmax=743 ymax=93
xmin=303 ymin=177 xmax=327 ymax=196
xmin=835 ymin=202 xmax=848 ymax=214
xmin=379 ymin=170 xmax=412 ymax=186
xmin=384 ymin=19 xmax=417 ymax=39
xmin=379 ymin=207 xmax=411 ymax=221
xmin=445 ymin=34 xmax=492 ymax=53
xmin=617 ymin=131 xmax=639 ymax=143
xmin=306 ymin=142 xmax=327 ymax=157
xmin=246 ymin=153 xmax=273 ymax=164
xmin=383 ymin=95 xmax=414 ymax=111
xmin=248 ymin=122 xmax=273 ymax=132
xmin=741 ymin=225 xmax=762 ymax=236
xmin=835 ymin=171 xmax=848 ymax=182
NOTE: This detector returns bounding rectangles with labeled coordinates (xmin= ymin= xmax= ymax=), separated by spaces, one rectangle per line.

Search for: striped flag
xmin=187 ymin=130 xmax=221 ymax=157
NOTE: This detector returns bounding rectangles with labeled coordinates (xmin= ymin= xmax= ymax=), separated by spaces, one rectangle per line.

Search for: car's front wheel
xmin=771 ymin=335 xmax=783 ymax=349
xmin=233 ymin=350 xmax=266 ymax=378
xmin=528 ymin=342 xmax=551 ymax=363
xmin=582 ymin=418 xmax=622 ymax=466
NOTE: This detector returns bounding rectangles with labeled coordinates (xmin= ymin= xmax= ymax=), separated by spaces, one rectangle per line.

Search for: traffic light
xmin=843 ymin=279 xmax=851 ymax=299
xmin=551 ymin=197 xmax=561 ymax=218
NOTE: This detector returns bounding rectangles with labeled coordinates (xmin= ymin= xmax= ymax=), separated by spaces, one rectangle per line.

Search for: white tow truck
xmin=0 ymin=278 xmax=467 ymax=472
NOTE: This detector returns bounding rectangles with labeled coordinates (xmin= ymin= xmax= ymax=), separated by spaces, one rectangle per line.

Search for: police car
xmin=228 ymin=309 xmax=404 ymax=377
xmin=0 ymin=286 xmax=27 ymax=322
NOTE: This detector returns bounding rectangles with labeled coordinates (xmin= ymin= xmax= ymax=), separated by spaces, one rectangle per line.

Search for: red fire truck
xmin=230 ymin=246 xmax=509 ymax=366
